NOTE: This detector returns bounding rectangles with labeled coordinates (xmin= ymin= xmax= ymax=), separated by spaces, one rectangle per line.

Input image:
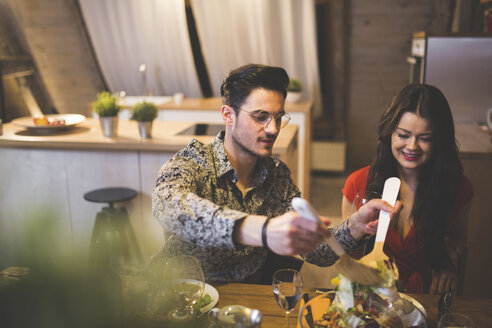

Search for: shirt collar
xmin=212 ymin=131 xmax=269 ymax=185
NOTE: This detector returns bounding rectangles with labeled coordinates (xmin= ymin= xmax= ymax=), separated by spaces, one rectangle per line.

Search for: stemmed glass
xmin=272 ymin=269 xmax=303 ymax=328
xmin=351 ymin=191 xmax=382 ymax=256
xmin=438 ymin=313 xmax=475 ymax=328
xmin=164 ymin=255 xmax=205 ymax=323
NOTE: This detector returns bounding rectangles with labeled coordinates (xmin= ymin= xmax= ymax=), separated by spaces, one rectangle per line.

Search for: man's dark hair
xmin=220 ymin=64 xmax=289 ymax=113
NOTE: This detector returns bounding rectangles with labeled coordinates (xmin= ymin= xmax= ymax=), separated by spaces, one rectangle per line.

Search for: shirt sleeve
xmin=302 ymin=220 xmax=364 ymax=266
xmin=152 ymin=156 xmax=246 ymax=249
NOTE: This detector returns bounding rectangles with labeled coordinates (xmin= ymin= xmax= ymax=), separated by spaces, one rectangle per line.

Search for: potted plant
xmin=131 ymin=101 xmax=158 ymax=139
xmin=286 ymin=77 xmax=302 ymax=103
xmin=92 ymin=91 xmax=121 ymax=138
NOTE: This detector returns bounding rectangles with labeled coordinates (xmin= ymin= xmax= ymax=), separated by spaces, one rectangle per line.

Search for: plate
xmin=299 ymin=291 xmax=428 ymax=328
xmin=400 ymin=293 xmax=427 ymax=317
xmin=177 ymin=279 xmax=219 ymax=313
xmin=201 ymin=283 xmax=219 ymax=313
xmin=12 ymin=114 xmax=86 ymax=130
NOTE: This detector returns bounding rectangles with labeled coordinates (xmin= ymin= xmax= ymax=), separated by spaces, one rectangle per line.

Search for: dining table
xmin=214 ymin=283 xmax=492 ymax=328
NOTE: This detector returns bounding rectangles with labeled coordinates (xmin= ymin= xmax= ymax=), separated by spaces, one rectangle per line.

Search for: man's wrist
xmin=233 ymin=215 xmax=268 ymax=247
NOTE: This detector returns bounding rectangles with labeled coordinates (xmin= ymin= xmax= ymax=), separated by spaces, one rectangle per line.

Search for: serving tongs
xmin=360 ymin=177 xmax=401 ymax=269
xmin=292 ymin=198 xmax=384 ymax=286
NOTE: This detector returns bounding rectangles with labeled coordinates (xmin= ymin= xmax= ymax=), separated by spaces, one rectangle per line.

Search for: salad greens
xmin=317 ymin=260 xmax=401 ymax=327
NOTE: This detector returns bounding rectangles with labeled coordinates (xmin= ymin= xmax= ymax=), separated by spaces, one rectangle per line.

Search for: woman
xmin=341 ymin=84 xmax=473 ymax=294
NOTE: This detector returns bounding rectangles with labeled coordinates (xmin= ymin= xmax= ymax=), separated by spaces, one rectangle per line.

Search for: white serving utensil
xmin=360 ymin=177 xmax=401 ymax=267
xmin=292 ymin=197 xmax=384 ymax=286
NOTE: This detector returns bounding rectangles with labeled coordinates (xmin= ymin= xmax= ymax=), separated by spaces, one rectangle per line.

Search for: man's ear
xmin=222 ymin=105 xmax=235 ymax=126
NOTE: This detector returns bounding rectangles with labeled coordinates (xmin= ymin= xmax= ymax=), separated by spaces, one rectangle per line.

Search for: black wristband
xmin=262 ymin=217 xmax=272 ymax=251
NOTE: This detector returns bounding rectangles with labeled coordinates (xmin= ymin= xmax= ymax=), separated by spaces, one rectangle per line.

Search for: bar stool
xmin=84 ymin=187 xmax=143 ymax=269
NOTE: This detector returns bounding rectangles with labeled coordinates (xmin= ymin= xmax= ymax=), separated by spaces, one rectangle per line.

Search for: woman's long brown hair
xmin=366 ymin=84 xmax=463 ymax=272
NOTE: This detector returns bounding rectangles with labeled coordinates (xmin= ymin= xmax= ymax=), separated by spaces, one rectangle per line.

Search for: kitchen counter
xmin=455 ymin=122 xmax=492 ymax=159
xmin=0 ymin=117 xmax=297 ymax=155
xmin=0 ymin=118 xmax=298 ymax=268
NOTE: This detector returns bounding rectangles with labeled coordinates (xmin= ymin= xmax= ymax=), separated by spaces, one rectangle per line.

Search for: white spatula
xmin=292 ymin=197 xmax=384 ymax=286
xmin=360 ymin=177 xmax=401 ymax=267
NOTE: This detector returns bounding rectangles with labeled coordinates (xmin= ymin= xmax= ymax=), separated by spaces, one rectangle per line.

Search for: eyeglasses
xmin=238 ymin=109 xmax=291 ymax=129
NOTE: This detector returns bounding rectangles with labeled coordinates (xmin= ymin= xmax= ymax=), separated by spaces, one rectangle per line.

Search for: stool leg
xmin=117 ymin=208 xmax=143 ymax=265
xmin=89 ymin=210 xmax=110 ymax=269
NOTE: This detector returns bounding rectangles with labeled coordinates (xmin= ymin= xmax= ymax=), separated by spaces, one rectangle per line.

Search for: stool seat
xmin=83 ymin=187 xmax=142 ymax=268
xmin=84 ymin=187 xmax=137 ymax=206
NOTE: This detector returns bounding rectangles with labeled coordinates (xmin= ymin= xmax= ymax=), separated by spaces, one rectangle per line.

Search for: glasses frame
xmin=237 ymin=108 xmax=291 ymax=129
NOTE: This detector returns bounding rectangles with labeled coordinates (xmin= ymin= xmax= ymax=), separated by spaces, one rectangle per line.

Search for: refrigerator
xmin=408 ymin=33 xmax=492 ymax=123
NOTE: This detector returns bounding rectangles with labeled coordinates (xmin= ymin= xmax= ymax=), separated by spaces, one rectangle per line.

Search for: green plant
xmin=130 ymin=101 xmax=158 ymax=122
xmin=92 ymin=91 xmax=121 ymax=117
xmin=287 ymin=78 xmax=302 ymax=92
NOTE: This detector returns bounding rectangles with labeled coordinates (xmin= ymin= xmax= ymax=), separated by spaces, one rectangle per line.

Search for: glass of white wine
xmin=438 ymin=313 xmax=475 ymax=328
xmin=164 ymin=255 xmax=205 ymax=323
xmin=272 ymin=269 xmax=303 ymax=328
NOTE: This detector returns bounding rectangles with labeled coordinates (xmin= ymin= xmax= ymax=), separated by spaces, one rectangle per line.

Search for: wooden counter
xmin=455 ymin=122 xmax=492 ymax=297
xmin=0 ymin=117 xmax=297 ymax=157
xmin=0 ymin=118 xmax=298 ymax=269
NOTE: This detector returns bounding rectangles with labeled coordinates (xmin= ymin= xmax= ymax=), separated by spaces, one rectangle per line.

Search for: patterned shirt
xmin=152 ymin=131 xmax=360 ymax=282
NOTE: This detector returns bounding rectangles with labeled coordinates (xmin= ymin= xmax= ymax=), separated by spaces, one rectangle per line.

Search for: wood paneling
xmin=347 ymin=0 xmax=434 ymax=170
xmin=8 ymin=0 xmax=104 ymax=115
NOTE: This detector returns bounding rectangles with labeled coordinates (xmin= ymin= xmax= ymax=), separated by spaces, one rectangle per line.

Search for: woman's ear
xmin=222 ymin=105 xmax=235 ymax=126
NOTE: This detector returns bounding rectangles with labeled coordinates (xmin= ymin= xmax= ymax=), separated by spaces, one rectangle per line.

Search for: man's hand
xmin=348 ymin=199 xmax=403 ymax=240
xmin=430 ymin=270 xmax=456 ymax=294
xmin=266 ymin=211 xmax=331 ymax=255
xmin=233 ymin=212 xmax=331 ymax=256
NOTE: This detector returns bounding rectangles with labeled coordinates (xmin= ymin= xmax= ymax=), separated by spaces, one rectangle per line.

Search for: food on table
xmin=312 ymin=261 xmax=416 ymax=328
xmin=33 ymin=116 xmax=66 ymax=126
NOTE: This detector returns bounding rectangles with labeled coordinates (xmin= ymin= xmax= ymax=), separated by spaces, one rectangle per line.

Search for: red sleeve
xmin=342 ymin=166 xmax=370 ymax=203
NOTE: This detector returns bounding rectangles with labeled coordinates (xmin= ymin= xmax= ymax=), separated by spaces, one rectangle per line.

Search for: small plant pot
xmin=286 ymin=91 xmax=302 ymax=103
xmin=138 ymin=121 xmax=153 ymax=139
xmin=99 ymin=116 xmax=118 ymax=138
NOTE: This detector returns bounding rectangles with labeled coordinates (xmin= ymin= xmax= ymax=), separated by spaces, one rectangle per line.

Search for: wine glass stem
xmin=285 ymin=312 xmax=289 ymax=328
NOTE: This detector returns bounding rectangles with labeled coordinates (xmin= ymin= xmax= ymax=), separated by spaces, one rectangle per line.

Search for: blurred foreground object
xmin=0 ymin=213 xmax=124 ymax=328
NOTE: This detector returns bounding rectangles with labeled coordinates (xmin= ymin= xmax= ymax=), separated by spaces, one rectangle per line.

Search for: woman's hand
xmin=348 ymin=199 xmax=403 ymax=240
xmin=429 ymin=270 xmax=456 ymax=294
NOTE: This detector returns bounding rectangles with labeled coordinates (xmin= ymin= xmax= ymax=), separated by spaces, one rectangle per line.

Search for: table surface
xmin=215 ymin=283 xmax=492 ymax=328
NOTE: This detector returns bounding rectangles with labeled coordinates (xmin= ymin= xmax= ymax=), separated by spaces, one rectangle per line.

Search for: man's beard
xmin=231 ymin=133 xmax=264 ymax=158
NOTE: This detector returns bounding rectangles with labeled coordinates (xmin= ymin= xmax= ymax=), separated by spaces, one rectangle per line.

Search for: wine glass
xmin=438 ymin=313 xmax=475 ymax=328
xmin=163 ymin=255 xmax=205 ymax=323
xmin=272 ymin=269 xmax=303 ymax=328
xmin=351 ymin=191 xmax=382 ymax=214
xmin=351 ymin=191 xmax=382 ymax=256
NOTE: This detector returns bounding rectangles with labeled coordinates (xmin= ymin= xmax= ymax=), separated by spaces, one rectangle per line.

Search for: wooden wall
xmin=346 ymin=0 xmax=435 ymax=170
xmin=6 ymin=0 xmax=104 ymax=116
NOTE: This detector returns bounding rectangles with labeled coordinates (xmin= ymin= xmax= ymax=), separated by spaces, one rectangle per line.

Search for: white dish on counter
xmin=12 ymin=114 xmax=86 ymax=130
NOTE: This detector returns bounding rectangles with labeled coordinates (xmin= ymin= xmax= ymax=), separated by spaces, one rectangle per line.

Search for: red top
xmin=342 ymin=166 xmax=473 ymax=293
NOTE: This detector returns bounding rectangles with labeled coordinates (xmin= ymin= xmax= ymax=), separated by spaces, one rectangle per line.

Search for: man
xmin=152 ymin=64 xmax=398 ymax=283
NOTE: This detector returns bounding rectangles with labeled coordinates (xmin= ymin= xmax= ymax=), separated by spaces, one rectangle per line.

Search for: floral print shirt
xmin=152 ymin=131 xmax=360 ymax=282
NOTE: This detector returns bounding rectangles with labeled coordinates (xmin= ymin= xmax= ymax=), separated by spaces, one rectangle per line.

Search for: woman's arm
xmin=341 ymin=195 xmax=353 ymax=222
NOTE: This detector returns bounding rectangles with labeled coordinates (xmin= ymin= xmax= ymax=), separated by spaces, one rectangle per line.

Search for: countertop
xmin=0 ymin=117 xmax=298 ymax=153
xmin=455 ymin=122 xmax=492 ymax=159
xmin=128 ymin=96 xmax=313 ymax=114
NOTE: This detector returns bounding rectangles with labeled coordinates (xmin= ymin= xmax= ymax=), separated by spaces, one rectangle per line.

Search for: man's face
xmin=230 ymin=88 xmax=285 ymax=158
